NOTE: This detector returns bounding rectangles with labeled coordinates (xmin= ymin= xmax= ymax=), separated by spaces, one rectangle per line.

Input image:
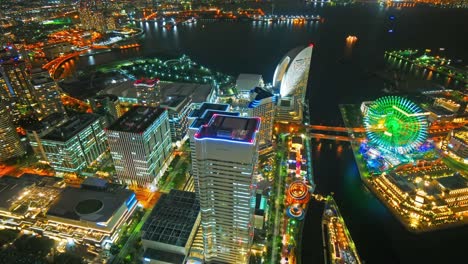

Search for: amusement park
xmin=342 ymin=95 xmax=468 ymax=232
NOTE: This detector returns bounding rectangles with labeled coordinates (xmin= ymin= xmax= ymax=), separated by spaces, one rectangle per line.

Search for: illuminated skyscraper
xmin=0 ymin=60 xmax=38 ymax=121
xmin=1 ymin=49 xmax=63 ymax=122
xmin=106 ymin=106 xmax=172 ymax=189
xmin=79 ymin=0 xmax=116 ymax=32
xmin=0 ymin=99 xmax=25 ymax=161
xmin=30 ymin=72 xmax=65 ymax=118
xmin=193 ymin=115 xmax=259 ymax=264
xmin=187 ymin=102 xmax=233 ymax=197
xmin=160 ymin=96 xmax=192 ymax=144
xmin=232 ymin=85 xmax=275 ymax=150
xmin=273 ymin=45 xmax=313 ymax=123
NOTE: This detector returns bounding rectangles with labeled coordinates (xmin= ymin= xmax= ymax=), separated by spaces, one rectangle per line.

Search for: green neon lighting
xmin=364 ymin=96 xmax=428 ymax=153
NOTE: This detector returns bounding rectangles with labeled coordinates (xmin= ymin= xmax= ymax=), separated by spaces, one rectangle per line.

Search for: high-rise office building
xmin=40 ymin=114 xmax=107 ymax=174
xmin=1 ymin=49 xmax=64 ymax=122
xmin=0 ymin=60 xmax=38 ymax=122
xmin=232 ymin=86 xmax=275 ymax=150
xmin=30 ymin=73 xmax=66 ymax=118
xmin=88 ymin=94 xmax=121 ymax=128
xmin=187 ymin=103 xmax=233 ymax=197
xmin=273 ymin=45 xmax=313 ymax=124
xmin=25 ymin=113 xmax=68 ymax=162
xmin=193 ymin=115 xmax=260 ymax=264
xmin=106 ymin=106 xmax=172 ymax=189
xmin=79 ymin=0 xmax=116 ymax=33
xmin=0 ymin=99 xmax=25 ymax=161
xmin=160 ymin=96 xmax=192 ymax=144
xmin=134 ymin=78 xmax=160 ymax=107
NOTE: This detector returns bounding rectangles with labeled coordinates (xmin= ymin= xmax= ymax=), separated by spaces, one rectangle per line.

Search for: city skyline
xmin=0 ymin=1 xmax=467 ymax=264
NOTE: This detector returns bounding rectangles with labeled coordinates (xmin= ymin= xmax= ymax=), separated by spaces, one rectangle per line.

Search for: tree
xmin=110 ymin=244 xmax=120 ymax=255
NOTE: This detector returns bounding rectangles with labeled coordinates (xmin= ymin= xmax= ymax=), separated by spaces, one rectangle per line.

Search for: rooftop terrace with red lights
xmin=194 ymin=115 xmax=261 ymax=144
xmin=133 ymin=78 xmax=160 ymax=87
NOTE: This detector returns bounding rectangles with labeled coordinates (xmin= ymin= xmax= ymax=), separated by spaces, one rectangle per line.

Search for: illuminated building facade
xmin=0 ymin=175 xmax=137 ymax=253
xmin=135 ymin=78 xmax=160 ymax=107
xmin=79 ymin=0 xmax=116 ymax=32
xmin=447 ymin=126 xmax=468 ymax=163
xmin=40 ymin=114 xmax=107 ymax=174
xmin=0 ymin=100 xmax=25 ymax=161
xmin=233 ymin=86 xmax=275 ymax=150
xmin=88 ymin=94 xmax=121 ymax=128
xmin=187 ymin=102 xmax=233 ymax=197
xmin=160 ymin=96 xmax=192 ymax=144
xmin=106 ymin=106 xmax=172 ymax=189
xmin=0 ymin=60 xmax=38 ymax=122
xmin=273 ymin=45 xmax=313 ymax=124
xmin=30 ymin=73 xmax=65 ymax=118
xmin=1 ymin=48 xmax=64 ymax=122
xmin=25 ymin=113 xmax=68 ymax=162
xmin=193 ymin=115 xmax=259 ymax=264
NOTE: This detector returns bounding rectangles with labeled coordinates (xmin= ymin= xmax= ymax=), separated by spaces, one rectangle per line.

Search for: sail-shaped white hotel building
xmin=273 ymin=45 xmax=313 ymax=124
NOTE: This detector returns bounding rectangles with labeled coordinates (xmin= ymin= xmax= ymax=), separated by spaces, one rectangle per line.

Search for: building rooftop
xmin=103 ymin=81 xmax=214 ymax=104
xmin=42 ymin=114 xmax=100 ymax=142
xmin=190 ymin=110 xmax=240 ymax=130
xmin=107 ymin=106 xmax=166 ymax=133
xmin=188 ymin=103 xmax=230 ymax=119
xmin=160 ymin=82 xmax=213 ymax=104
xmin=236 ymin=74 xmax=263 ymax=92
xmin=0 ymin=174 xmax=63 ymax=210
xmin=194 ymin=115 xmax=260 ymax=143
xmin=452 ymin=126 xmax=468 ymax=143
xmin=47 ymin=186 xmax=135 ymax=223
xmin=134 ymin=78 xmax=159 ymax=87
xmin=92 ymin=94 xmax=119 ymax=102
xmin=425 ymin=105 xmax=454 ymax=116
xmin=437 ymin=174 xmax=468 ymax=190
xmin=251 ymin=86 xmax=274 ymax=101
xmin=160 ymin=96 xmax=190 ymax=112
xmin=31 ymin=75 xmax=55 ymax=86
xmin=142 ymin=190 xmax=199 ymax=247
xmin=23 ymin=112 xmax=67 ymax=132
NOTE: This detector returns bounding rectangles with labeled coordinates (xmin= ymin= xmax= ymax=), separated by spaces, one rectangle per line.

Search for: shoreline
xmin=339 ymin=104 xmax=468 ymax=234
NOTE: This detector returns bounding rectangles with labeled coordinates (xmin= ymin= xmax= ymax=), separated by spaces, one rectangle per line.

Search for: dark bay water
xmin=69 ymin=2 xmax=468 ymax=263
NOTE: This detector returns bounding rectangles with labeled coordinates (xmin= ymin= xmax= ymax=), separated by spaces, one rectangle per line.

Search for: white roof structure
xmin=273 ymin=45 xmax=313 ymax=98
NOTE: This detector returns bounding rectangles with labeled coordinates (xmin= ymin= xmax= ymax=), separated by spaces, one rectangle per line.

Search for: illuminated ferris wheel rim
xmin=363 ymin=96 xmax=428 ymax=153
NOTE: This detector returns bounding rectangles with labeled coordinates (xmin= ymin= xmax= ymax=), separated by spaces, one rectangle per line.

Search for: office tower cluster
xmin=0 ymin=42 xmax=313 ymax=263
xmin=79 ymin=0 xmax=116 ymax=33
xmin=0 ymin=48 xmax=65 ymax=123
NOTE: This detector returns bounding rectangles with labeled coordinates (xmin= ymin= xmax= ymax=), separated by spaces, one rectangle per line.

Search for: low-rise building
xmin=135 ymin=78 xmax=160 ymax=107
xmin=42 ymin=42 xmax=72 ymax=60
xmin=447 ymin=126 xmax=468 ymax=163
xmin=0 ymin=174 xmax=137 ymax=253
xmin=142 ymin=190 xmax=200 ymax=264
